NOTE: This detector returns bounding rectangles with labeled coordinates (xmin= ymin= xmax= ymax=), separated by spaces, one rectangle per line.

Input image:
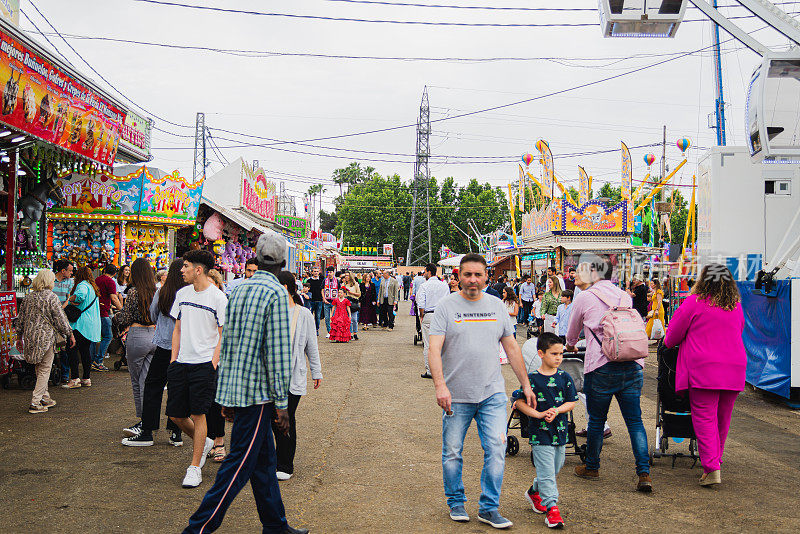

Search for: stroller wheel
xmin=21 ymin=375 xmax=36 ymax=390
xmin=113 ymin=360 xmax=122 ymax=371
xmin=506 ymin=435 xmax=519 ymax=456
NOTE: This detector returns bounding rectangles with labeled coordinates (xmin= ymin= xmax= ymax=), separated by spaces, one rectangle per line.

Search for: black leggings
xmin=69 ymin=331 xmax=92 ymax=380
xmin=207 ymin=402 xmax=225 ymax=440
xmin=141 ymin=346 xmax=179 ymax=433
xmin=271 ymin=393 xmax=301 ymax=474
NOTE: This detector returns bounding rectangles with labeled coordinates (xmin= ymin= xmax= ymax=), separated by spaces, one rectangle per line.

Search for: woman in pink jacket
xmin=663 ymin=264 xmax=746 ymax=487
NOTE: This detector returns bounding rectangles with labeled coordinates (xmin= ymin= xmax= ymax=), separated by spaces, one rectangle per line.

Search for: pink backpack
xmin=587 ymin=289 xmax=649 ymax=362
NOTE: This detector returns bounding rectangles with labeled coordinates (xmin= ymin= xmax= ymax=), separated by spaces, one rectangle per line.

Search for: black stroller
xmin=650 ymin=340 xmax=700 ymax=467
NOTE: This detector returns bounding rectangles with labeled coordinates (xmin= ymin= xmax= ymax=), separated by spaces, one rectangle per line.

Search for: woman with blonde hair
xmin=208 ymin=269 xmax=224 ymax=291
xmin=541 ymin=274 xmax=562 ymax=334
xmin=15 ymin=269 xmax=75 ymax=413
xmin=664 ymin=264 xmax=746 ymax=486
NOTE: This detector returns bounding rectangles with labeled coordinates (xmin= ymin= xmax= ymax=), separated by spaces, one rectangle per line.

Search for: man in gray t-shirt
xmin=428 ymin=254 xmax=534 ymax=528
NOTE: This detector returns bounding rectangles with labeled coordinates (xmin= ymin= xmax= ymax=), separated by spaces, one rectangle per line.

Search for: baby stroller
xmin=505 ymin=341 xmax=586 ymax=463
xmin=650 ymin=340 xmax=699 ymax=467
xmin=109 ymin=323 xmax=128 ymax=371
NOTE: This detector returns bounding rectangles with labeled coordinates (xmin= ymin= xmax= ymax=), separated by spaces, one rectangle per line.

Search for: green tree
xmin=319 ymin=209 xmax=338 ymax=233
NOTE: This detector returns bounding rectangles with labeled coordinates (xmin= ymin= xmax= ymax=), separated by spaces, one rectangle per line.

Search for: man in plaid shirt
xmin=185 ymin=231 xmax=308 ymax=534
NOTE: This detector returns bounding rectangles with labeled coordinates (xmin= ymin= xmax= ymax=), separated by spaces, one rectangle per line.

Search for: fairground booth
xmin=0 ymin=15 xmax=151 ymax=376
xmin=46 ymin=166 xmax=203 ymax=271
xmin=179 ymin=158 xmax=301 ymax=277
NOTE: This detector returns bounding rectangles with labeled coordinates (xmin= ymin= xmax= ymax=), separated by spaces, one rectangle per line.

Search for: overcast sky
xmin=18 ymin=0 xmax=799 ymax=214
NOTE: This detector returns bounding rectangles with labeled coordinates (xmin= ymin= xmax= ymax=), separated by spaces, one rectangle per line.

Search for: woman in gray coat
xmin=275 ymin=271 xmax=323 ymax=481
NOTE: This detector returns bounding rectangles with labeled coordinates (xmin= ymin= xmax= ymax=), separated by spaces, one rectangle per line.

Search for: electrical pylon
xmin=406 ymin=87 xmax=432 ymax=266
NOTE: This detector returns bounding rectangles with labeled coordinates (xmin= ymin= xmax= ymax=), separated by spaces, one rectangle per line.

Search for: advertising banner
xmin=276 ymin=214 xmax=308 ymax=238
xmin=0 ymin=27 xmax=124 ymax=166
xmin=383 ymin=243 xmax=394 ymax=256
xmin=578 ymin=166 xmax=590 ymax=205
xmin=241 ymin=163 xmax=276 ymax=221
xmin=621 ymin=141 xmax=632 ymax=201
xmin=560 ymin=199 xmax=629 ymax=236
xmin=48 ymin=167 xmax=203 ymax=225
xmin=119 ymin=110 xmax=151 ymax=161
xmin=518 ymin=164 xmax=524 ymax=211
xmin=537 ymin=140 xmax=553 ymax=199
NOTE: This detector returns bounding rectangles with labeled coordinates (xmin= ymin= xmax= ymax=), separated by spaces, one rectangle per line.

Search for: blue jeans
xmin=90 ymin=316 xmax=113 ymax=365
xmin=531 ymin=445 xmax=565 ymax=509
xmin=58 ymin=349 xmax=70 ymax=381
xmin=442 ymin=391 xmax=507 ymax=513
xmin=350 ymin=310 xmax=358 ymax=334
xmin=308 ymin=301 xmax=322 ymax=334
xmin=184 ymin=404 xmax=288 ymax=533
xmin=323 ymin=302 xmax=334 ymax=333
xmin=584 ymin=361 xmax=650 ymax=475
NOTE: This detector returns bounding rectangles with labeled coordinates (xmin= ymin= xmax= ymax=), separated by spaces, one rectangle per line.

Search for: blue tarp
xmin=739 ymin=280 xmax=792 ymax=398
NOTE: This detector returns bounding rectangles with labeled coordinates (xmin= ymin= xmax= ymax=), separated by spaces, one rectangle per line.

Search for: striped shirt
xmin=216 ymin=270 xmax=292 ymax=410
xmin=52 ymin=278 xmax=74 ymax=303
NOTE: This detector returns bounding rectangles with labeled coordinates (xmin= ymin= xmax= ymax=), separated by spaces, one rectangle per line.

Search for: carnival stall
xmin=180 ymin=158 xmax=300 ymax=276
xmin=47 ymin=166 xmax=202 ymax=270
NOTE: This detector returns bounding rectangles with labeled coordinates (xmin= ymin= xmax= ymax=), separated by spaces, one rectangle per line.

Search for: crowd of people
xmin=11 ymin=239 xmax=748 ymax=532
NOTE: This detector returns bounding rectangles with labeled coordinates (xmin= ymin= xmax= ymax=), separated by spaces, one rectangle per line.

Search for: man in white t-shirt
xmin=167 ymin=249 xmax=229 ymax=489
xmin=416 ymin=263 xmax=450 ymax=379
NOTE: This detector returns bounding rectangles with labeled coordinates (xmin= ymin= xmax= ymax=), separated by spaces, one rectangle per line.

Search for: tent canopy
xmin=438 ymin=254 xmax=465 ymax=267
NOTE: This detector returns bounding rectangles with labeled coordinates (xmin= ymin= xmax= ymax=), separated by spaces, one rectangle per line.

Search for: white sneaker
xmin=182 ymin=466 xmax=202 ymax=488
xmin=198 ymin=437 xmax=214 ymax=469
xmin=326 ymin=333 xmax=330 ymax=338
xmin=276 ymin=471 xmax=293 ymax=481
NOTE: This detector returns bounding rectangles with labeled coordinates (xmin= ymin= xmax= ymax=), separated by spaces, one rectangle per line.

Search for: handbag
xmin=65 ymin=294 xmax=97 ymax=323
xmin=350 ymin=300 xmax=361 ymax=313
xmin=650 ymin=318 xmax=665 ymax=340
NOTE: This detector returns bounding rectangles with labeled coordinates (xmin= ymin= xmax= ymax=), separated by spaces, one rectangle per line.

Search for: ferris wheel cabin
xmin=598 ymin=0 xmax=687 ymax=37
xmin=747 ymin=53 xmax=800 ymax=163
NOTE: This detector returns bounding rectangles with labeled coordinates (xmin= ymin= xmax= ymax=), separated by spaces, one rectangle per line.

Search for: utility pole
xmin=407 ymin=86 xmax=433 ymax=266
xmin=712 ymin=0 xmax=727 ymax=146
xmin=192 ymin=112 xmax=206 ymax=184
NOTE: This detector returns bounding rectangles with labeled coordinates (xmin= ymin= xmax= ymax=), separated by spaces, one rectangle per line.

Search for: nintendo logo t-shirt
xmin=430 ymin=292 xmax=513 ymax=403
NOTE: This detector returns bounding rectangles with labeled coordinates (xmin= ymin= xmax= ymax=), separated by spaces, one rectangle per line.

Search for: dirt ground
xmin=1 ymin=301 xmax=799 ymax=533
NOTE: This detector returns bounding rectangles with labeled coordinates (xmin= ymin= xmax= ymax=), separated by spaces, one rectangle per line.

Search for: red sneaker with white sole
xmin=545 ymin=506 xmax=564 ymax=529
xmin=524 ymin=488 xmax=547 ymax=514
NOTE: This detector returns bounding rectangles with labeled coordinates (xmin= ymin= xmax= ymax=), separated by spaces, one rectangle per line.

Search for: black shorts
xmin=166 ymin=361 xmax=217 ymax=418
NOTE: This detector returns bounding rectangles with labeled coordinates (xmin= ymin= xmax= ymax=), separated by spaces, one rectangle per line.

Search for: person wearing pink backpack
xmin=565 ymin=255 xmax=652 ymax=493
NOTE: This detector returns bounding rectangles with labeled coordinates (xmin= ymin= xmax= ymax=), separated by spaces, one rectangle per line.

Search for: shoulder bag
xmin=65 ymin=293 xmax=98 ymax=323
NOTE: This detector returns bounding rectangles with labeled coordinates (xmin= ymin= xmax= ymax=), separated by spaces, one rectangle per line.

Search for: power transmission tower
xmin=406 ymin=86 xmax=432 ymax=266
xmin=192 ymin=112 xmax=206 ymax=183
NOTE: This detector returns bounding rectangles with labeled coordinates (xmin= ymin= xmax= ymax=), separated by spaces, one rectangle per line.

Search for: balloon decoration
xmin=535 ymin=139 xmax=549 ymax=153
xmin=676 ymin=138 xmax=691 ymax=153
xmin=521 ymin=153 xmax=534 ymax=167
xmin=643 ymin=154 xmax=656 ymax=167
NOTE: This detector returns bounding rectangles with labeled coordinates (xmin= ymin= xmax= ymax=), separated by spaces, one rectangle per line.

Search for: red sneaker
xmin=545 ymin=506 xmax=564 ymax=529
xmin=524 ymin=488 xmax=546 ymax=514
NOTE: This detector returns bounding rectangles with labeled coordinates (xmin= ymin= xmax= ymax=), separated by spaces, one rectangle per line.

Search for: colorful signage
xmin=522 ymin=199 xmax=558 ymax=238
xmin=119 ymin=110 xmax=151 ymax=161
xmin=383 ymin=243 xmax=394 ymax=256
xmin=621 ymin=141 xmax=632 ymax=201
xmin=276 ymin=214 xmax=308 ymax=238
xmin=578 ymin=166 xmax=590 ymax=205
xmin=560 ymin=199 xmax=629 ymax=236
xmin=536 ymin=140 xmax=553 ymax=199
xmin=241 ymin=163 xmax=276 ymax=221
xmin=0 ymin=27 xmax=124 ymax=166
xmin=48 ymin=167 xmax=203 ymax=225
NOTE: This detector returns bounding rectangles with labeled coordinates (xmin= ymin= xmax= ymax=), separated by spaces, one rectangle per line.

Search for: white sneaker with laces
xmin=276 ymin=471 xmax=293 ymax=481
xmin=182 ymin=466 xmax=202 ymax=488
xmin=198 ymin=437 xmax=214 ymax=469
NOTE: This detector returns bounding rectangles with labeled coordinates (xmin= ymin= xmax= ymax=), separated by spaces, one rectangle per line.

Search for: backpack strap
xmin=585 ymin=287 xmax=620 ymax=345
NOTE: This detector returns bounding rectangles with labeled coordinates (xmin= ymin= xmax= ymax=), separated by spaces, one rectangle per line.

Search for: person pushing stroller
xmin=512 ymin=333 xmax=578 ymax=529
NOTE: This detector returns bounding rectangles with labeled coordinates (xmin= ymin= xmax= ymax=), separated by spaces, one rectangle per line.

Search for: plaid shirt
xmin=215 ymin=270 xmax=292 ymax=409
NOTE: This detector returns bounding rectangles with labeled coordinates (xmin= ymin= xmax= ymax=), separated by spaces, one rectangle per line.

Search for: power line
xmin=324 ymin=0 xmax=597 ymax=11
xmin=131 ymin=0 xmax=599 ymax=27
xmin=24 ymin=1 xmax=194 ymax=129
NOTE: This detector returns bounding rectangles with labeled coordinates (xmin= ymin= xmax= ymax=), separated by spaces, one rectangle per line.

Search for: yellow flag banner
xmin=621 ymin=141 xmax=632 ymax=201
xmin=578 ymin=166 xmax=589 ymax=205
xmin=536 ymin=140 xmax=553 ymax=199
